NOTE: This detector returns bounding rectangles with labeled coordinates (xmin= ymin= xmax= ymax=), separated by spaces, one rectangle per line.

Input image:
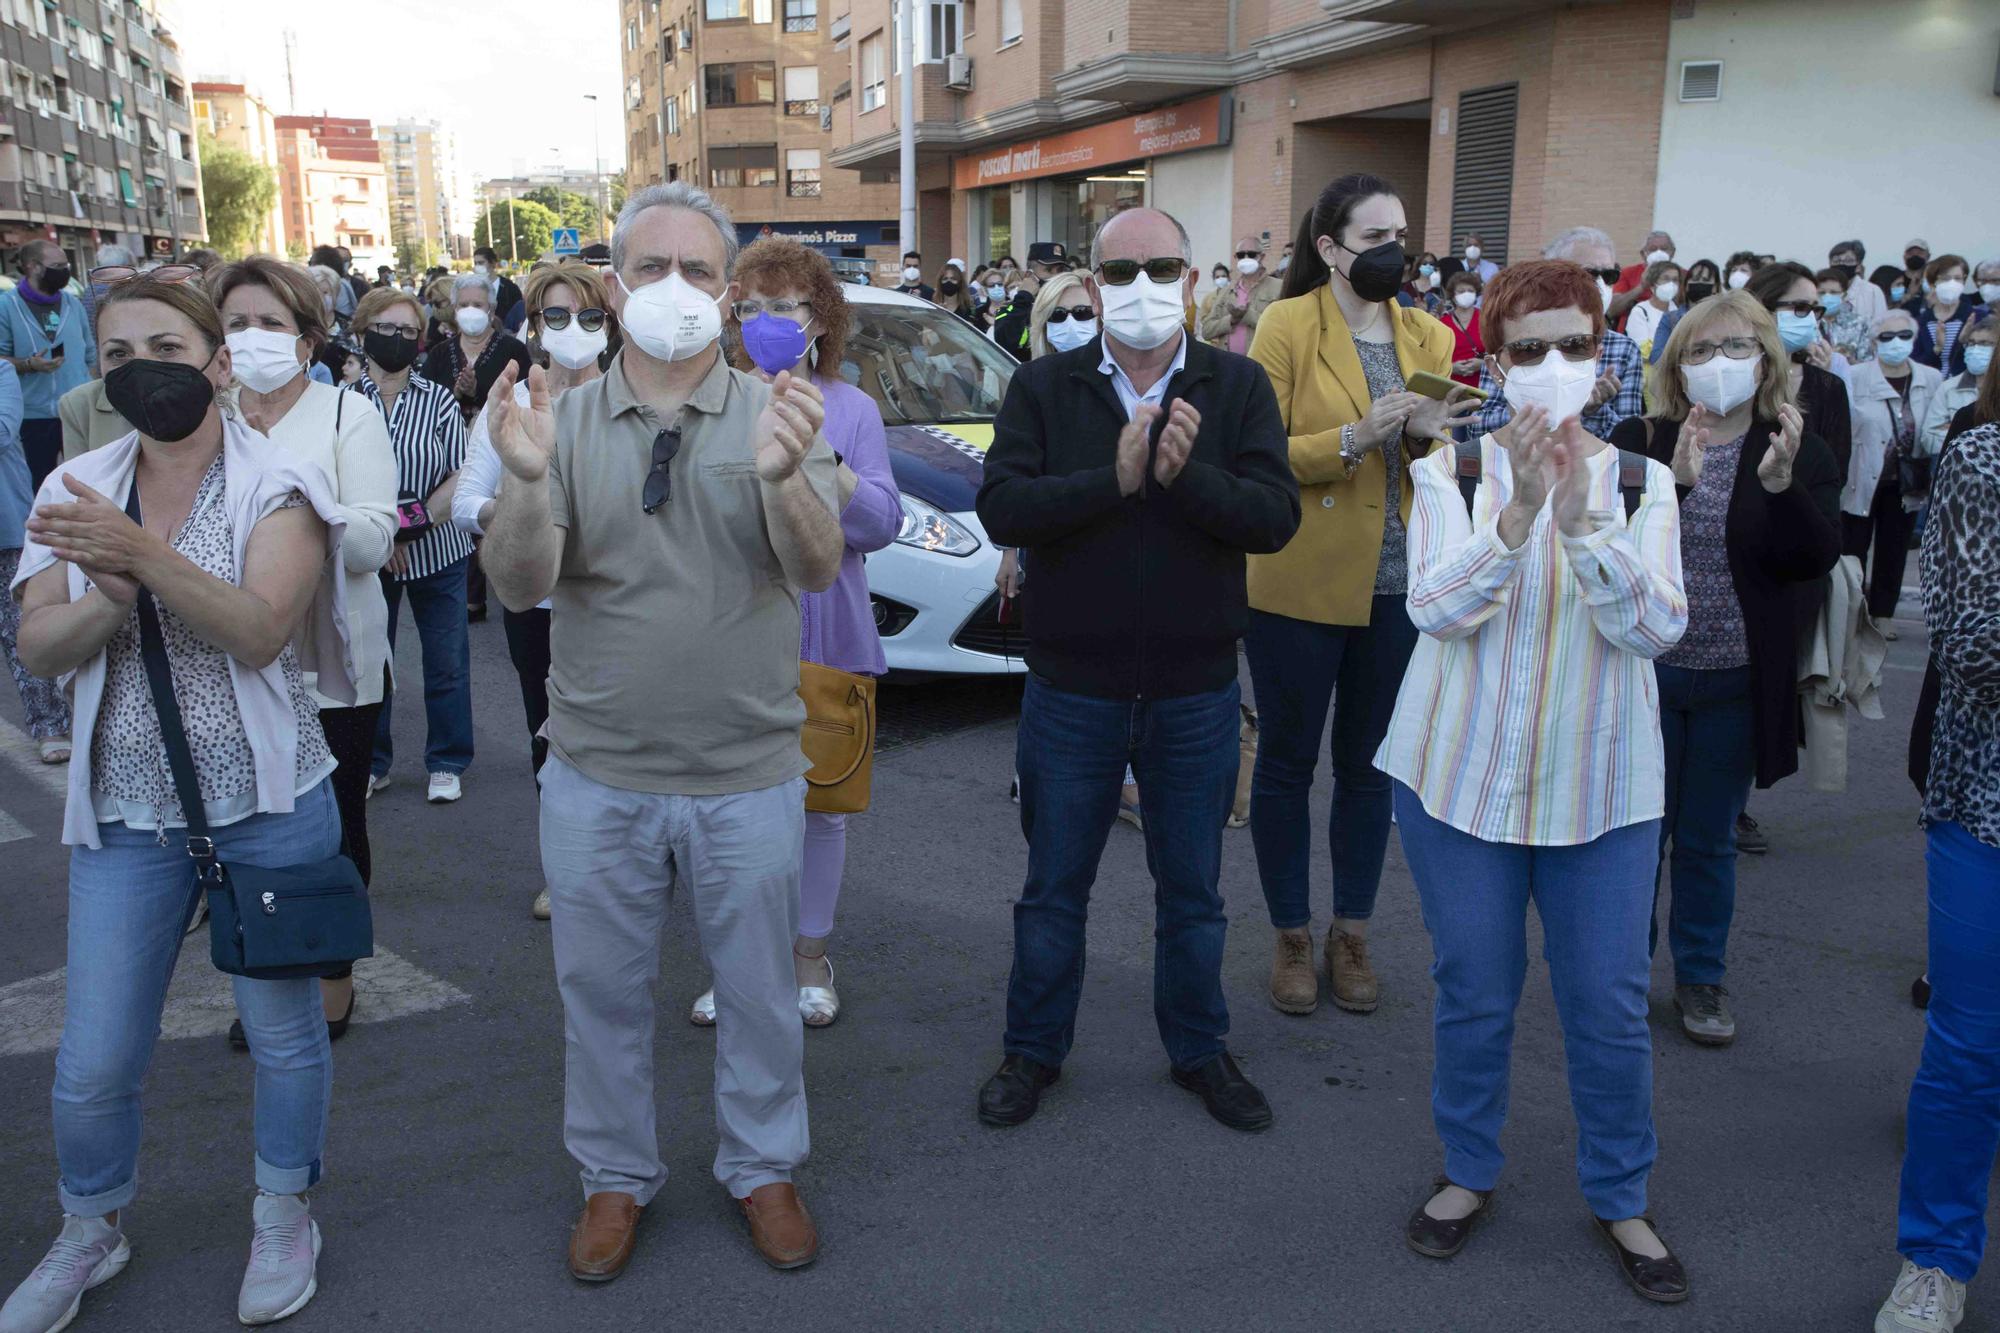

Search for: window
xmin=94 ymin=165 xmax=115 ymax=199
xmin=76 ymin=29 xmax=101 ymax=64
xmin=626 ymin=19 xmax=638 ymax=49
xmin=927 ymin=0 xmax=962 ymax=59
xmin=752 ymin=0 xmax=772 ymax=22
xmin=782 ymin=65 xmax=819 ymax=116
xmin=705 ymin=0 xmax=747 ymax=18
xmin=704 ymin=61 xmax=775 ymax=107
xmin=626 ymin=75 xmax=643 ymax=110
xmin=708 ymin=144 xmax=776 ymax=188
xmin=786 ymin=148 xmax=820 ymax=198
xmin=1000 ymin=0 xmax=1021 ymax=43
xmin=859 ymin=33 xmax=884 ymax=112
xmin=784 ymin=0 xmax=816 ymax=32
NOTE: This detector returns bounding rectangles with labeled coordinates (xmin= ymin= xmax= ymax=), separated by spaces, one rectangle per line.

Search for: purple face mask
xmin=741 ymin=312 xmax=813 ymax=375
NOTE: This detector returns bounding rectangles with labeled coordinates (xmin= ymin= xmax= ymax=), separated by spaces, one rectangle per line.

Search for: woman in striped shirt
xmin=1376 ymin=260 xmax=1692 ymax=1302
xmin=350 ymin=287 xmax=474 ymax=805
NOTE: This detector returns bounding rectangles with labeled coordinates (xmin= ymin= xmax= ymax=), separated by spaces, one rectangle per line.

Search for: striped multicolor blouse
xmin=1374 ymin=437 xmax=1688 ymax=846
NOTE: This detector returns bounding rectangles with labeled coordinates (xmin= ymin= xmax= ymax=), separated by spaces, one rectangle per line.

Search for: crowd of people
xmin=0 ymin=177 xmax=1995 ymax=1333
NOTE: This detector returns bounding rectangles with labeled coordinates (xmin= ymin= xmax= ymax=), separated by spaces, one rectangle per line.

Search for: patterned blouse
xmin=1353 ymin=336 xmax=1410 ymax=595
xmin=89 ymin=457 xmax=335 ymax=831
xmin=1658 ymin=433 xmax=1749 ymax=670
xmin=1920 ymin=421 xmax=2000 ymax=847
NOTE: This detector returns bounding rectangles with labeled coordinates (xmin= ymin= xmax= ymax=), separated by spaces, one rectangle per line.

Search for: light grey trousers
xmin=541 ymin=754 xmax=809 ymax=1203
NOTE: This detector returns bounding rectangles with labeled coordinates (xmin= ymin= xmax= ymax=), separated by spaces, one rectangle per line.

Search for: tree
xmin=472 ymin=198 xmax=560 ymax=262
xmin=522 ymin=187 xmax=597 ymax=239
xmin=197 ymin=126 xmax=277 ymax=259
xmin=608 ymin=171 xmax=628 ymax=217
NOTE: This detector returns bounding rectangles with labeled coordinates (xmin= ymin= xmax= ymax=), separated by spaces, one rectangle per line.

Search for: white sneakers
xmin=0 ymin=1214 xmax=128 ymax=1333
xmin=236 ymin=1193 xmax=320 ymax=1327
xmin=1877 ymin=1260 xmax=1967 ymax=1333
xmin=426 ymin=772 xmax=463 ymax=803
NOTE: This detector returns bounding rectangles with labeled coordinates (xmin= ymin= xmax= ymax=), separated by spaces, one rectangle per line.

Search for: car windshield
xmin=835 ymin=302 xmax=1019 ymax=425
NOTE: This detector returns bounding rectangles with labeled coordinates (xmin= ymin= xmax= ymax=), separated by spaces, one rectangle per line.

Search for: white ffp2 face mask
xmin=225 ymin=327 xmax=304 ymax=394
xmin=1680 ymin=352 xmax=1762 ymax=416
xmin=1934 ymin=279 xmax=1966 ymax=306
xmin=1646 ymin=249 xmax=1671 ymax=265
xmin=1653 ymin=281 xmax=1680 ymax=304
xmin=1097 ymin=272 xmax=1186 ymax=351
xmin=541 ymin=322 xmax=608 ymax=370
xmin=617 ymin=271 xmax=724 ymax=363
xmin=1236 ymin=256 xmax=1260 ymax=277
xmin=1501 ymin=351 xmax=1598 ymax=426
xmin=1453 ymin=290 xmax=1478 ymax=310
xmin=454 ymin=306 xmax=491 ymax=337
xmin=1046 ymin=317 xmax=1097 ymax=352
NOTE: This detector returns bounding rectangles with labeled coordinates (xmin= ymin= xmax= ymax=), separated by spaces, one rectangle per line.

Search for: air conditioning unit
xmin=945 ymin=53 xmax=972 ymax=91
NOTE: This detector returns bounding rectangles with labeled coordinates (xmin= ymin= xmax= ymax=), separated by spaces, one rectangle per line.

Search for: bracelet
xmin=1339 ymin=423 xmax=1363 ymax=474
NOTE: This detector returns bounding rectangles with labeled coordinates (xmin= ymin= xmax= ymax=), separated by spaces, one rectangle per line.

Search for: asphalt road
xmin=0 ymin=602 xmax=1980 ymax=1333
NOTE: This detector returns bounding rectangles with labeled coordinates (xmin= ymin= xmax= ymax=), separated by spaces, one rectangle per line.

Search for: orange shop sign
xmin=952 ymin=94 xmax=1231 ymax=191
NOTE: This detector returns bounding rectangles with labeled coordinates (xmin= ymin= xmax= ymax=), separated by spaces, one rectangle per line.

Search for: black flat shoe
xmin=1405 ymin=1178 xmax=1494 ymax=1259
xmin=978 ymin=1054 xmax=1059 ymax=1127
xmin=1593 ymin=1216 xmax=1689 ymax=1304
xmin=327 ymin=988 xmax=357 ymax=1042
xmin=1169 ymin=1051 xmax=1272 ymax=1132
xmin=227 ymin=1018 xmax=248 ymax=1052
xmin=1912 ymin=974 xmax=1932 ymax=1010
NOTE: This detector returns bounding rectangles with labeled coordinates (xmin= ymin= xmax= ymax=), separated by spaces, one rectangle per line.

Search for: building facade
xmin=273 ymin=113 xmax=391 ymax=273
xmin=0 ymin=0 xmax=206 ymax=270
xmin=386 ymin=119 xmax=466 ymax=267
xmin=619 ymin=0 xmax=903 ymax=276
xmin=824 ymin=0 xmax=1999 ymax=281
xmin=192 ymin=81 xmax=282 ymax=256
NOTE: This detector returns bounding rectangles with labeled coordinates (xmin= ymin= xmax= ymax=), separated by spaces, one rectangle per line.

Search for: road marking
xmin=0 ymin=717 xmax=70 ymax=799
xmin=0 ymin=809 xmax=28 ymax=844
xmin=0 ymin=941 xmax=473 ymax=1057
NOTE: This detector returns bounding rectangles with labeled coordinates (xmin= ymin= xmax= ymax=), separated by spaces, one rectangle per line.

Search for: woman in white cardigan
xmin=1846 ymin=309 xmax=1945 ymax=628
xmin=212 ymin=257 xmax=397 ymax=1039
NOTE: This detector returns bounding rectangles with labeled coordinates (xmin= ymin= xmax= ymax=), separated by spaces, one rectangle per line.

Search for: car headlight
xmin=894 ymin=494 xmax=980 ymax=557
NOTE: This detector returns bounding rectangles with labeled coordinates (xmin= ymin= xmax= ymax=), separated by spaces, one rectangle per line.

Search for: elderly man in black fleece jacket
xmin=972 ymin=207 xmax=1301 ymax=1134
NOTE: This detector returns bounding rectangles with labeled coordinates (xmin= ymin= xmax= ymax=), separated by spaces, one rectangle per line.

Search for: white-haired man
xmin=481 ymin=182 xmax=844 ymax=1278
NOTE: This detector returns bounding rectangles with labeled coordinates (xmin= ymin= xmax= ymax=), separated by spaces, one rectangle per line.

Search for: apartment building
xmin=824 ymin=0 xmax=2000 ymax=278
xmin=619 ymin=0 xmax=903 ymax=275
xmin=192 ymin=81 xmax=282 ymax=255
xmin=0 ymin=0 xmax=206 ymax=270
xmin=386 ymin=119 xmax=467 ymax=266
xmin=273 ymin=113 xmax=391 ymax=274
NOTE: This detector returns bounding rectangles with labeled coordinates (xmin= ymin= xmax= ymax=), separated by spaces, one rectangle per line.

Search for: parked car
xmin=834 ymin=284 xmax=1027 ymax=676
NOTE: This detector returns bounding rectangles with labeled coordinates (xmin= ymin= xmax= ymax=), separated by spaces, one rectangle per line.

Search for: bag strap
xmin=1458 ymin=439 xmax=1646 ymax=519
xmin=1455 ymin=436 xmax=1480 ymax=516
xmin=335 ymin=384 xmax=344 ymax=432
xmin=123 ymin=486 xmax=218 ymax=866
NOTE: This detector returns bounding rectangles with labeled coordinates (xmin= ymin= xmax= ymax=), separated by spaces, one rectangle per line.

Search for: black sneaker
xmin=1169 ymin=1051 xmax=1273 ymax=1132
xmin=977 ymin=1054 xmax=1059 ymax=1126
xmin=1734 ymin=812 xmax=1769 ymax=855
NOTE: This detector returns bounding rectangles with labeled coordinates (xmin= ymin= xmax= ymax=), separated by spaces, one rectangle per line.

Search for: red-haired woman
xmin=1376 ymin=259 xmax=1694 ymax=1302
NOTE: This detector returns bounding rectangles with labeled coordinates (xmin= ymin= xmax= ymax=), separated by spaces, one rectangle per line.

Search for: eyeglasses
xmin=540 ymin=305 xmax=607 ymax=332
xmin=642 ymin=427 xmax=683 ymax=515
xmin=1502 ymin=333 xmax=1600 ymax=365
xmin=731 ymin=298 xmax=812 ymax=321
xmin=1876 ymin=330 xmax=1917 ymax=345
xmin=366 ymin=322 xmax=421 ymax=340
xmin=91 ymin=263 xmax=196 ymax=285
xmin=1045 ymin=305 xmax=1095 ymax=324
xmin=1094 ymin=258 xmax=1189 ymax=286
xmin=1583 ymin=267 xmax=1622 ymax=285
xmin=1682 ymin=336 xmax=1763 ymax=365
xmin=1770 ymin=300 xmax=1820 ymax=318
xmin=1234 ymin=251 xmax=1260 ymax=261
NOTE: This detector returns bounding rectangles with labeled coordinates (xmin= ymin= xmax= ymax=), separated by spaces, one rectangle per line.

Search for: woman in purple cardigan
xmin=690 ymin=237 xmax=901 ymax=1029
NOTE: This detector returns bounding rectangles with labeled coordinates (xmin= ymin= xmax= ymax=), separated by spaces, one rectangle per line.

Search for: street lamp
xmin=582 ymin=93 xmax=605 ymax=240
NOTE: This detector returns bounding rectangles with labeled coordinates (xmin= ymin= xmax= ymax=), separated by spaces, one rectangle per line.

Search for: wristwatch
xmin=1338 ymin=423 xmax=1365 ymax=475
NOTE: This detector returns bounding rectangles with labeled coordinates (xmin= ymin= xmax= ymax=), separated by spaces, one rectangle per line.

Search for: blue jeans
xmin=52 ymin=781 xmax=341 ymax=1216
xmin=374 ymin=555 xmax=474 ymax=778
xmin=1394 ymin=783 xmax=1660 ymax=1219
xmin=1244 ymin=600 xmax=1418 ymax=928
xmin=1005 ymin=676 xmax=1241 ymax=1071
xmin=1897 ymin=821 xmax=2000 ymax=1282
xmin=1652 ymin=664 xmax=1756 ymax=986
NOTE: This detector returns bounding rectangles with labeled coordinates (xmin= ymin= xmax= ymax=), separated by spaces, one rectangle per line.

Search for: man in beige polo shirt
xmin=480 ymin=182 xmax=844 ymax=1279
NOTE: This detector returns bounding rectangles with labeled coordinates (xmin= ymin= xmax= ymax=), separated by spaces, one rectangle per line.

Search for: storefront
xmin=735 ymin=218 xmax=900 ymax=258
xmin=953 ymin=95 xmax=1233 ymax=268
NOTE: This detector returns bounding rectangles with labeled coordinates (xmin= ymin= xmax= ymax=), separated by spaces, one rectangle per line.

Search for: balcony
xmin=135 ymin=85 xmax=159 ymax=117
xmin=784 ymin=99 xmax=819 ymax=117
xmin=165 ymin=100 xmax=192 ymax=135
xmin=783 ymin=14 xmax=817 ymax=31
xmin=125 ymin=24 xmax=156 ymax=65
xmin=786 ymin=177 xmax=821 ymax=197
xmin=170 ymin=156 xmax=197 ymax=188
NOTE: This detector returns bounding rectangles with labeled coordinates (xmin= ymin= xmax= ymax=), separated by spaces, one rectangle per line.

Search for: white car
xmin=833 ymin=284 xmax=1027 ymax=677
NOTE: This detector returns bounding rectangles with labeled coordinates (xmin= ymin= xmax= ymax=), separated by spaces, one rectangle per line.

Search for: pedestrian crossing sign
xmin=551 ymin=227 xmax=581 ymax=255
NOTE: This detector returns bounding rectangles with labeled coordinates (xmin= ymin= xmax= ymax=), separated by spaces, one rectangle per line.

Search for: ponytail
xmin=1280 ymin=207 xmax=1327 ymax=302
xmin=1278 ymin=172 xmax=1400 ymax=303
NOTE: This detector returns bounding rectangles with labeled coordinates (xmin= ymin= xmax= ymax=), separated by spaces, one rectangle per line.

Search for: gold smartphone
xmin=1405 ymin=369 xmax=1487 ymax=401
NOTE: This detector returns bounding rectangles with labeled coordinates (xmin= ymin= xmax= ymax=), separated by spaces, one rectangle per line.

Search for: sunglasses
xmin=1770 ymin=300 xmax=1820 ymax=318
xmin=540 ymin=305 xmax=607 ymax=332
xmin=1046 ymin=305 xmax=1095 ymax=324
xmin=90 ymin=264 xmax=197 ymax=285
xmin=1095 ymin=258 xmax=1189 ymax=286
xmin=1876 ymin=330 xmax=1916 ymax=344
xmin=1234 ymin=251 xmax=1260 ymax=261
xmin=642 ymin=427 xmax=683 ymax=515
xmin=1502 ymin=333 xmax=1601 ymax=365
xmin=1583 ymin=267 xmax=1622 ymax=285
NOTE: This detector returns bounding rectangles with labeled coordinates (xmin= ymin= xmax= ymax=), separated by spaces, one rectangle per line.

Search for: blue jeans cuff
xmin=255 ymin=1153 xmax=321 ymax=1198
xmin=57 ymin=1174 xmax=137 ymax=1219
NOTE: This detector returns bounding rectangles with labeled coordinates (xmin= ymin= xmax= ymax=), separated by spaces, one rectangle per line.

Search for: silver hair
xmin=1543 ymin=226 xmax=1616 ymax=262
xmin=1976 ymin=257 xmax=2000 ymax=279
xmin=451 ymin=272 xmax=491 ymax=302
xmin=1089 ymin=208 xmax=1193 ymax=271
xmin=307 ymin=264 xmax=341 ymax=295
xmin=612 ymin=182 xmax=740 ymax=275
xmin=94 ymin=243 xmax=137 ymax=267
xmin=1873 ymin=308 xmax=1918 ymax=335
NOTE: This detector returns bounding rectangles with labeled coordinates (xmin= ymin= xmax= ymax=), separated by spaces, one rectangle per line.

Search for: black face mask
xmin=1905 ymin=254 xmax=1926 ymax=271
xmin=1686 ymin=281 xmax=1717 ymax=303
xmin=1832 ymin=262 xmax=1858 ymax=282
xmin=103 ymin=356 xmax=217 ymax=443
xmin=34 ymin=264 xmax=71 ymax=295
xmin=364 ymin=328 xmax=421 ymax=373
xmin=1333 ymin=239 xmax=1406 ymax=303
xmin=939 ymin=280 xmax=961 ymax=297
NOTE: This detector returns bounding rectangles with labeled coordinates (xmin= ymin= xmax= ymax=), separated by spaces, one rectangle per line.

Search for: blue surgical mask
xmin=1776 ymin=310 xmax=1820 ymax=352
xmin=1418 ymin=263 xmax=1435 ymax=278
xmin=1817 ymin=293 xmax=1843 ymax=316
xmin=1965 ymin=345 xmax=1994 ymax=377
xmin=1877 ymin=332 xmax=1916 ymax=366
xmin=1891 ymin=283 xmax=1908 ymax=303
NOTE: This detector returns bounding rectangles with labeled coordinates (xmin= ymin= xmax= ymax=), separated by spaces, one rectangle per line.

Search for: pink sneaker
xmin=0 ymin=1213 xmax=129 ymax=1333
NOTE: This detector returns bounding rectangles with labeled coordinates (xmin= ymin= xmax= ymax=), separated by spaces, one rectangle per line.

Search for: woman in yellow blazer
xmin=1245 ymin=172 xmax=1479 ymax=1019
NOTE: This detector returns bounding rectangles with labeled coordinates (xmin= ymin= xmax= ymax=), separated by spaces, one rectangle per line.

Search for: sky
xmin=164 ymin=0 xmax=627 ymax=187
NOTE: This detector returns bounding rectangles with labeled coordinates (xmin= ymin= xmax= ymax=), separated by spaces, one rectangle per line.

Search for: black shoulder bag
xmin=126 ymin=487 xmax=374 ymax=980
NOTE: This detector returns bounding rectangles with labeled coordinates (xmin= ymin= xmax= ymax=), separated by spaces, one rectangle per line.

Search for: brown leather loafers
xmin=568 ymin=1191 xmax=643 ymax=1282
xmin=737 ymin=1182 xmax=820 ymax=1270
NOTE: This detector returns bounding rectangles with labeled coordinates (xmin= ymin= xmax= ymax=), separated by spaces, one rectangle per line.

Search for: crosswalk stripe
xmin=0 ymin=808 xmax=29 ymax=844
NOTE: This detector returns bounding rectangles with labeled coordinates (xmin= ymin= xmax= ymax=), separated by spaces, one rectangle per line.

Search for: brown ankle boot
xmin=1327 ymin=929 xmax=1381 ymax=1013
xmin=738 ymin=1182 xmax=820 ymax=1269
xmin=568 ymin=1191 xmax=643 ymax=1281
xmin=1269 ymin=928 xmax=1318 ymax=1015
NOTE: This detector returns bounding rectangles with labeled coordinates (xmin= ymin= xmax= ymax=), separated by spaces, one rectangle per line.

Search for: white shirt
xmin=1097 ymin=331 xmax=1189 ymax=421
xmin=453 ymin=381 xmax=553 ymax=609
